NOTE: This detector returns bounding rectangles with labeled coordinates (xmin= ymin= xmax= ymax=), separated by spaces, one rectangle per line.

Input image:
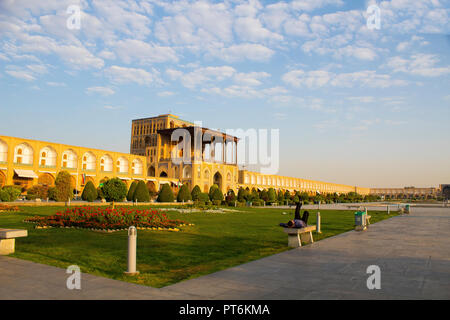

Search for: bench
xmin=0 ymin=229 xmax=28 ymax=255
xmin=283 ymin=225 xmax=316 ymax=248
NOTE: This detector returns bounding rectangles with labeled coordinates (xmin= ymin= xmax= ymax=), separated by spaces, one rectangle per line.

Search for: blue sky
xmin=0 ymin=0 xmax=449 ymax=188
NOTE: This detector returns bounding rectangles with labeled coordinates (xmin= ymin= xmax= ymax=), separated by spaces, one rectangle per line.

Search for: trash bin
xmin=405 ymin=204 xmax=410 ymax=214
xmin=355 ymin=211 xmax=367 ymax=231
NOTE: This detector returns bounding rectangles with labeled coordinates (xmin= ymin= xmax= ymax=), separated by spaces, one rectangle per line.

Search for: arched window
xmin=227 ymin=172 xmax=231 ymax=181
xmin=0 ymin=139 xmax=7 ymax=163
xmin=39 ymin=146 xmax=57 ymax=167
xmin=82 ymin=152 xmax=96 ymax=170
xmin=116 ymin=157 xmax=129 ymax=173
xmin=62 ymin=150 xmax=77 ymax=169
xmin=100 ymin=155 xmax=113 ymax=172
xmin=14 ymin=143 xmax=33 ymax=165
xmin=132 ymin=159 xmax=143 ymax=175
xmin=183 ymin=166 xmax=191 ymax=179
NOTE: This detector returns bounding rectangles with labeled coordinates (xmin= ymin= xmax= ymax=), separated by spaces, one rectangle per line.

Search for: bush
xmin=55 ymin=171 xmax=74 ymax=202
xmin=260 ymin=189 xmax=269 ymax=202
xmin=177 ymin=184 xmax=192 ymax=202
xmin=48 ymin=187 xmax=57 ymax=201
xmin=213 ymin=200 xmax=222 ymax=206
xmin=96 ymin=187 xmax=104 ymax=200
xmin=198 ymin=192 xmax=209 ymax=202
xmin=127 ymin=181 xmax=138 ymax=201
xmin=237 ymin=187 xmax=247 ymax=202
xmin=1 ymin=186 xmax=21 ymax=202
xmin=81 ymin=181 xmax=98 ymax=202
xmin=133 ymin=180 xmax=150 ymax=202
xmin=225 ymin=190 xmax=236 ymax=203
xmin=267 ymin=188 xmax=277 ymax=203
xmin=26 ymin=185 xmax=49 ymax=200
xmin=157 ymin=184 xmax=174 ymax=202
xmin=191 ymin=185 xmax=202 ymax=201
xmin=0 ymin=190 xmax=9 ymax=202
xmin=208 ymin=184 xmax=219 ymax=200
xmin=102 ymin=178 xmax=127 ymax=202
xmin=211 ymin=187 xmax=224 ymax=202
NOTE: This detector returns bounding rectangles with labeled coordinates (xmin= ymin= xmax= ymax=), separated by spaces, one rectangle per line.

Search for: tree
xmin=177 ymin=184 xmax=192 ymax=202
xmin=260 ymin=189 xmax=269 ymax=202
xmin=191 ymin=185 xmax=202 ymax=201
xmin=226 ymin=190 xmax=236 ymax=203
xmin=277 ymin=190 xmax=284 ymax=203
xmin=284 ymin=190 xmax=291 ymax=200
xmin=251 ymin=188 xmax=260 ymax=201
xmin=209 ymin=184 xmax=219 ymax=200
xmin=102 ymin=178 xmax=127 ymax=204
xmin=26 ymin=185 xmax=49 ymax=200
xmin=127 ymin=181 xmax=138 ymax=201
xmin=267 ymin=188 xmax=276 ymax=203
xmin=55 ymin=171 xmax=74 ymax=202
xmin=237 ymin=187 xmax=247 ymax=202
xmin=133 ymin=180 xmax=150 ymax=202
xmin=211 ymin=187 xmax=224 ymax=202
xmin=0 ymin=186 xmax=21 ymax=202
xmin=81 ymin=181 xmax=97 ymax=202
xmin=157 ymin=184 xmax=174 ymax=202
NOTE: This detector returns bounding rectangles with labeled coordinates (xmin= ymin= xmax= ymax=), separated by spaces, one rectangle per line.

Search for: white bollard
xmin=124 ymin=226 xmax=139 ymax=276
xmin=387 ymin=205 xmax=390 ymax=214
xmin=317 ymin=212 xmax=321 ymax=233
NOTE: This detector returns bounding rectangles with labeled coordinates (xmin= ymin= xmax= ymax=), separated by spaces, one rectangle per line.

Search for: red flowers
xmin=25 ymin=206 xmax=186 ymax=230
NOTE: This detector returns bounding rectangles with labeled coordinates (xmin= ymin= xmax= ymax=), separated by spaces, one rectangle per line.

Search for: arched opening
xmin=148 ymin=166 xmax=155 ymax=177
xmin=183 ymin=166 xmax=191 ymax=179
xmin=116 ymin=157 xmax=129 ymax=174
xmin=62 ymin=150 xmax=77 ymax=169
xmin=14 ymin=143 xmax=33 ymax=165
xmin=170 ymin=121 xmax=175 ymax=128
xmin=100 ymin=155 xmax=113 ymax=172
xmin=213 ymin=172 xmax=222 ymax=190
xmin=38 ymin=173 xmax=55 ymax=187
xmin=132 ymin=159 xmax=143 ymax=175
xmin=203 ymin=184 xmax=209 ymax=193
xmin=0 ymin=139 xmax=7 ymax=163
xmin=39 ymin=146 xmax=57 ymax=167
xmin=159 ymin=171 xmax=168 ymax=177
xmin=227 ymin=172 xmax=231 ymax=181
xmin=82 ymin=152 xmax=96 ymax=170
xmin=146 ymin=181 xmax=156 ymax=194
xmin=0 ymin=170 xmax=6 ymax=188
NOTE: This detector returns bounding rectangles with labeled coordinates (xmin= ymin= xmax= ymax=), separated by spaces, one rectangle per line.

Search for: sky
xmin=0 ymin=0 xmax=449 ymax=188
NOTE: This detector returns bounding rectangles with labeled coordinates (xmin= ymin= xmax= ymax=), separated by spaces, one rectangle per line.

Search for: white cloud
xmin=105 ymin=66 xmax=160 ymax=86
xmin=209 ymin=43 xmax=275 ymax=62
xmin=86 ymin=86 xmax=115 ymax=96
xmin=167 ymin=66 xmax=236 ymax=89
xmin=283 ymin=69 xmax=408 ymax=88
xmin=234 ymin=72 xmax=270 ymax=86
xmin=5 ymin=69 xmax=35 ymax=81
xmin=386 ymin=54 xmax=450 ymax=77
xmin=290 ymin=0 xmax=344 ymax=12
xmin=234 ymin=17 xmax=283 ymax=42
xmin=114 ymin=39 xmax=178 ymax=64
xmin=46 ymin=81 xmax=66 ymax=87
xmin=158 ymin=91 xmax=176 ymax=97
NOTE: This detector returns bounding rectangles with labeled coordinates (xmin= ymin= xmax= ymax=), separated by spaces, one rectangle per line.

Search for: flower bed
xmin=0 ymin=203 xmax=20 ymax=212
xmin=24 ymin=206 xmax=188 ymax=231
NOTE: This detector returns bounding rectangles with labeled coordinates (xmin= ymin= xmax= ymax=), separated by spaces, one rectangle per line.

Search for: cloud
xmin=46 ymin=81 xmax=66 ymax=87
xmin=105 ymin=65 xmax=160 ymax=86
xmin=166 ymin=66 xmax=236 ymax=89
xmin=158 ymin=91 xmax=176 ymax=97
xmin=86 ymin=86 xmax=115 ymax=96
xmin=209 ymin=43 xmax=275 ymax=62
xmin=113 ymin=39 xmax=178 ymax=64
xmin=283 ymin=69 xmax=408 ymax=88
xmin=386 ymin=54 xmax=450 ymax=77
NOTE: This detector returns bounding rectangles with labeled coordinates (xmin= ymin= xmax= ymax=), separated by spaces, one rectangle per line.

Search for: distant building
xmin=369 ymin=187 xmax=439 ymax=198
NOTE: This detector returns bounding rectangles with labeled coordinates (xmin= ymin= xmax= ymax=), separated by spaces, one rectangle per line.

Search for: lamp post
xmin=124 ymin=226 xmax=139 ymax=276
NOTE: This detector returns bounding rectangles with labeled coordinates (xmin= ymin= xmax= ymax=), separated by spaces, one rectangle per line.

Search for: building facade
xmin=369 ymin=187 xmax=439 ymax=198
xmin=0 ymin=114 xmax=376 ymax=197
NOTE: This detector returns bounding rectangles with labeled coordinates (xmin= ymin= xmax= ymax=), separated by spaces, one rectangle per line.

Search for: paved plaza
xmin=0 ymin=207 xmax=449 ymax=299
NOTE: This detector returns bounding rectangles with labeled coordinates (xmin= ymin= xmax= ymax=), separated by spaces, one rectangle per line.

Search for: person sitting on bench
xmin=279 ymin=202 xmax=309 ymax=228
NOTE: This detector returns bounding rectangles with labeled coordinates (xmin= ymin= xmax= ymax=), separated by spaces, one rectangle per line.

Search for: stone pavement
xmin=0 ymin=207 xmax=449 ymax=299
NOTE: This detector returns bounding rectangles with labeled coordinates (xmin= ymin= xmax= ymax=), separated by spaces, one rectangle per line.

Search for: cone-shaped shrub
xmin=208 ymin=184 xmax=219 ymax=200
xmin=133 ymin=180 xmax=150 ymax=202
xmin=81 ymin=181 xmax=97 ymax=202
xmin=177 ymin=184 xmax=192 ymax=202
xmin=191 ymin=185 xmax=201 ymax=200
xmin=157 ymin=184 xmax=174 ymax=202
xmin=211 ymin=187 xmax=224 ymax=201
xmin=127 ymin=181 xmax=138 ymax=201
xmin=267 ymin=188 xmax=276 ymax=203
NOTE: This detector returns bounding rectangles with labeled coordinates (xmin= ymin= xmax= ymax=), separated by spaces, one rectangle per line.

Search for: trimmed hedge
xmin=102 ymin=178 xmax=127 ymax=202
xmin=55 ymin=171 xmax=74 ymax=202
xmin=191 ymin=185 xmax=202 ymax=201
xmin=157 ymin=184 xmax=174 ymax=202
xmin=133 ymin=180 xmax=150 ymax=202
xmin=127 ymin=181 xmax=138 ymax=201
xmin=177 ymin=184 xmax=192 ymax=202
xmin=81 ymin=181 xmax=98 ymax=202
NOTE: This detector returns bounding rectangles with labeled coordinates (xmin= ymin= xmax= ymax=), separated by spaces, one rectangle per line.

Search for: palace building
xmin=0 ymin=114 xmax=373 ymax=197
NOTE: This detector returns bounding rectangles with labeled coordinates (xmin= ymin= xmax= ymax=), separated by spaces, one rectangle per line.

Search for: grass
xmin=0 ymin=205 xmax=397 ymax=288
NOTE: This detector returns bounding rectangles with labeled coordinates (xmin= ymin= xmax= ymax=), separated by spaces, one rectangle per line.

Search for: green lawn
xmin=0 ymin=205 xmax=397 ymax=288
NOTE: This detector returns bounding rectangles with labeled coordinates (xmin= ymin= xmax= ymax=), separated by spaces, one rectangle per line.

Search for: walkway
xmin=1 ymin=207 xmax=449 ymax=299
